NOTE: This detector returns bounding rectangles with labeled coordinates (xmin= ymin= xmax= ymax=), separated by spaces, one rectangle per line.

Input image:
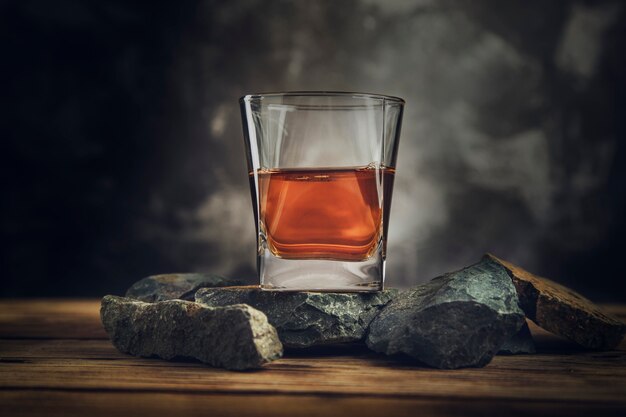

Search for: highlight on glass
xmin=240 ymin=92 xmax=404 ymax=292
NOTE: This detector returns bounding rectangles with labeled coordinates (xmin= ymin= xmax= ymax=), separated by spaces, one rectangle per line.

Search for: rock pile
xmin=101 ymin=255 xmax=625 ymax=370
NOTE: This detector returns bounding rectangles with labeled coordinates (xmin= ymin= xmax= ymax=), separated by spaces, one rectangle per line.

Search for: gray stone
xmin=499 ymin=322 xmax=536 ymax=354
xmin=125 ymin=273 xmax=244 ymax=302
xmin=195 ymin=287 xmax=396 ymax=348
xmin=100 ymin=295 xmax=282 ymax=370
xmin=366 ymin=258 xmax=525 ymax=369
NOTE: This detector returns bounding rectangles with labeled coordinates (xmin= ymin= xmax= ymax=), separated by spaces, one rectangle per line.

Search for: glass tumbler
xmin=240 ymin=92 xmax=404 ymax=292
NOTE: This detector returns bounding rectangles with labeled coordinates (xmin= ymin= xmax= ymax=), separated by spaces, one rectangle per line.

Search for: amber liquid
xmin=252 ymin=165 xmax=395 ymax=261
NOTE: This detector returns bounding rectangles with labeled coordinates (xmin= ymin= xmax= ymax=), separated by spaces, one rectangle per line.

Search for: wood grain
xmin=1 ymin=340 xmax=625 ymax=403
xmin=1 ymin=299 xmax=625 ymax=417
xmin=4 ymin=391 xmax=626 ymax=417
xmin=0 ymin=299 xmax=105 ymax=339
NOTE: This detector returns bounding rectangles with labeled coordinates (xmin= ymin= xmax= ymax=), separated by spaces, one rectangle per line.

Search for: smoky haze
xmin=3 ymin=0 xmax=626 ymax=301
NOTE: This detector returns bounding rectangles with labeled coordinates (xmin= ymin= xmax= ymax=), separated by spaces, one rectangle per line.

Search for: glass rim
xmin=239 ymin=91 xmax=405 ymax=105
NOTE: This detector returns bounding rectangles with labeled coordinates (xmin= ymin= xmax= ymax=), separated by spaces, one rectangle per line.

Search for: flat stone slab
xmin=125 ymin=273 xmax=244 ymax=302
xmin=486 ymin=254 xmax=626 ymax=350
xmin=366 ymin=258 xmax=525 ymax=369
xmin=195 ymin=287 xmax=396 ymax=348
xmin=100 ymin=295 xmax=282 ymax=370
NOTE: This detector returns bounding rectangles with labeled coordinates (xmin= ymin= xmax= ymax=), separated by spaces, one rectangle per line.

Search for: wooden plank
xmin=0 ymin=389 xmax=616 ymax=417
xmin=1 ymin=300 xmax=625 ymax=417
xmin=0 ymin=339 xmax=121 ymax=359
xmin=1 ymin=340 xmax=625 ymax=403
xmin=0 ymin=299 xmax=105 ymax=339
xmin=2 ymin=390 xmax=624 ymax=417
xmin=1 ymin=338 xmax=625 ymax=371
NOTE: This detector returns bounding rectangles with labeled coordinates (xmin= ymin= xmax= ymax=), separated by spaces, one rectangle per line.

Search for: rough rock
xmin=100 ymin=295 xmax=282 ymax=370
xmin=125 ymin=273 xmax=244 ymax=302
xmin=366 ymin=258 xmax=525 ymax=369
xmin=486 ymin=254 xmax=626 ymax=350
xmin=195 ymin=287 xmax=396 ymax=348
xmin=499 ymin=322 xmax=536 ymax=354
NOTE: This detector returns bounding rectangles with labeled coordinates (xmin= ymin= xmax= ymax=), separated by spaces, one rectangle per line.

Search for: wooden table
xmin=1 ymin=299 xmax=625 ymax=417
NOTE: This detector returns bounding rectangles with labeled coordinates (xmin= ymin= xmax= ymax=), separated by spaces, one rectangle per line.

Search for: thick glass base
xmin=258 ymin=242 xmax=385 ymax=292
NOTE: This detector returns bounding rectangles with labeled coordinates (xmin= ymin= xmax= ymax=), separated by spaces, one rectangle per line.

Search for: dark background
xmin=2 ymin=0 xmax=625 ymax=301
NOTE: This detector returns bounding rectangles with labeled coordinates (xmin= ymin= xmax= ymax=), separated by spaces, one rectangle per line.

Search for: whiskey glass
xmin=240 ymin=92 xmax=404 ymax=292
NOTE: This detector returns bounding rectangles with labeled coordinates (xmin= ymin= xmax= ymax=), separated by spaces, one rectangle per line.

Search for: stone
xmin=100 ymin=295 xmax=282 ymax=370
xmin=195 ymin=287 xmax=396 ymax=348
xmin=125 ymin=273 xmax=244 ymax=302
xmin=486 ymin=254 xmax=626 ymax=350
xmin=499 ymin=322 xmax=536 ymax=354
xmin=366 ymin=258 xmax=525 ymax=369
